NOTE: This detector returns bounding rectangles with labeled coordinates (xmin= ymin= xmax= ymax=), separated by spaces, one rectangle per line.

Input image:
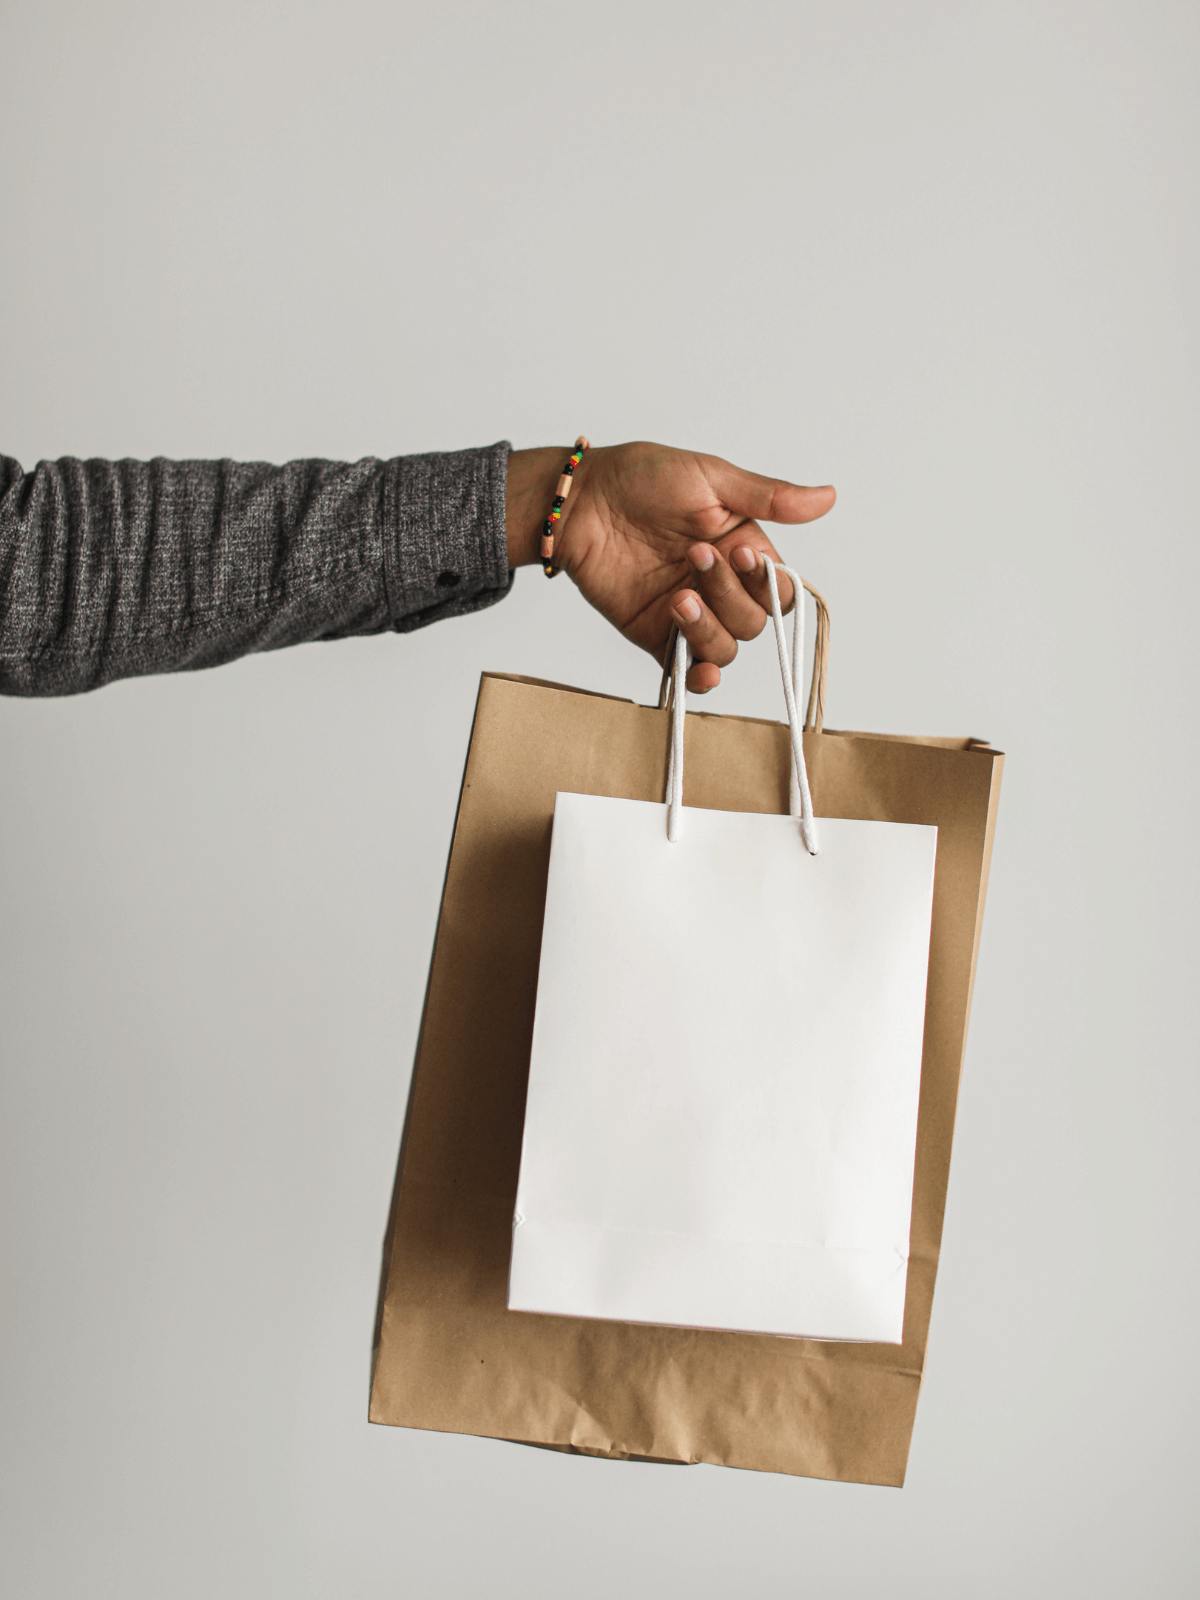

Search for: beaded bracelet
xmin=541 ymin=436 xmax=590 ymax=576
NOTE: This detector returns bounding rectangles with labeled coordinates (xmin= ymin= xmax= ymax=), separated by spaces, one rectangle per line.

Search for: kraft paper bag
xmin=370 ymin=579 xmax=1003 ymax=1485
xmin=510 ymin=573 xmax=938 ymax=1345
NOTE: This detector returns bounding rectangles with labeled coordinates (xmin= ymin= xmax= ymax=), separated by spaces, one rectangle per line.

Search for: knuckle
xmin=736 ymin=610 xmax=768 ymax=642
xmin=703 ymin=561 xmax=739 ymax=596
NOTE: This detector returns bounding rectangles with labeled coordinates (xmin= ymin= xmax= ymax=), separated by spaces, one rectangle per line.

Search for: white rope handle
xmin=764 ymin=560 xmax=818 ymax=854
xmin=665 ymin=630 xmax=688 ymax=843
xmin=665 ymin=562 xmax=818 ymax=854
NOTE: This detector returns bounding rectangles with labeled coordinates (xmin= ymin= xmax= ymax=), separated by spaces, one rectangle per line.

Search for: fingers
xmin=685 ymin=543 xmax=769 ymax=641
xmin=669 ymin=589 xmax=738 ymax=682
xmin=701 ymin=526 xmax=795 ymax=615
xmin=667 ymin=532 xmax=798 ymax=694
xmin=669 ymin=626 xmax=722 ymax=694
xmin=726 ymin=539 xmax=795 ymax=615
xmin=703 ymin=457 xmax=836 ymax=526
xmin=687 ymin=659 xmax=721 ymax=694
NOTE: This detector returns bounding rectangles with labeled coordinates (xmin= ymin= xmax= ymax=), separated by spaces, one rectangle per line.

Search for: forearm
xmin=0 ymin=443 xmax=511 ymax=696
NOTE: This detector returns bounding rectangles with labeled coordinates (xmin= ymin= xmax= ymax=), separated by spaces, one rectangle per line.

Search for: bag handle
xmin=663 ymin=562 xmax=826 ymax=854
xmin=656 ymin=572 xmax=830 ymax=733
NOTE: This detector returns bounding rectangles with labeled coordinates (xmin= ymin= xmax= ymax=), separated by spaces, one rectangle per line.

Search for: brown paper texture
xmin=369 ymin=673 xmax=1003 ymax=1485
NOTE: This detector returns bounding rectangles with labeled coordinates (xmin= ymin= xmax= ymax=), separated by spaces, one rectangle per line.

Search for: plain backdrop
xmin=1 ymin=2 xmax=1196 ymax=1596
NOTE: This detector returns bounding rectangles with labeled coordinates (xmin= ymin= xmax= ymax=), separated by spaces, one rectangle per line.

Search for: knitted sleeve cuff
xmin=383 ymin=440 xmax=513 ymax=633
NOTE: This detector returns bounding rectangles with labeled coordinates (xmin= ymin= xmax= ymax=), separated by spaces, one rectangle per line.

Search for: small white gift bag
xmin=508 ymin=566 xmax=937 ymax=1344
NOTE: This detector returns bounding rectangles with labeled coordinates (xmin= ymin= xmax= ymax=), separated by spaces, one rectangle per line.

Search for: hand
xmin=506 ymin=442 xmax=835 ymax=692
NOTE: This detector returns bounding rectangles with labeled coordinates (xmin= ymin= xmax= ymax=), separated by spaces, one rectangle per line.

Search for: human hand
xmin=506 ymin=442 xmax=835 ymax=692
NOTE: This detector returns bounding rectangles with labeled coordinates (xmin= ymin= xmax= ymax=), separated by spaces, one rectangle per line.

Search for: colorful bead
xmin=541 ymin=436 xmax=590 ymax=579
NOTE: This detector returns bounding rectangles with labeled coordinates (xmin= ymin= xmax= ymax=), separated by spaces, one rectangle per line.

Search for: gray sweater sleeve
xmin=0 ymin=441 xmax=513 ymax=696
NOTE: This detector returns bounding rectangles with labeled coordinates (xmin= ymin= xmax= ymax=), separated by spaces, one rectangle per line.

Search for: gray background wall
xmin=1 ymin=2 xmax=1195 ymax=1595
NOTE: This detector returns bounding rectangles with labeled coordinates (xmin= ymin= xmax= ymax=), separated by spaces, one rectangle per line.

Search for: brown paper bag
xmin=369 ymin=607 xmax=1002 ymax=1485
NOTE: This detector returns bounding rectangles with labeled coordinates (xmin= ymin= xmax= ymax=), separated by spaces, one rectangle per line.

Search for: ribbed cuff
xmin=383 ymin=440 xmax=513 ymax=633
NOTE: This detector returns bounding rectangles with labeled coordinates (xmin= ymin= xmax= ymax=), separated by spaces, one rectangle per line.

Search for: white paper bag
xmin=508 ymin=566 xmax=938 ymax=1344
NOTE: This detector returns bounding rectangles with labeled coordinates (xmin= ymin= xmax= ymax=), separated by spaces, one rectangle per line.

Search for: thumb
xmin=704 ymin=456 xmax=836 ymax=525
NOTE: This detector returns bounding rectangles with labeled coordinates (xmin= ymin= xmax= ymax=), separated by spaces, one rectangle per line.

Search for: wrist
xmin=505 ymin=447 xmax=571 ymax=568
xmin=505 ymin=444 xmax=593 ymax=570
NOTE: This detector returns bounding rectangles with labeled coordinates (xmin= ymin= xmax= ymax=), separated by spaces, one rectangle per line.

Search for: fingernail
xmin=733 ymin=546 xmax=757 ymax=574
xmin=688 ymin=544 xmax=714 ymax=572
xmin=675 ymin=594 xmax=701 ymax=624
